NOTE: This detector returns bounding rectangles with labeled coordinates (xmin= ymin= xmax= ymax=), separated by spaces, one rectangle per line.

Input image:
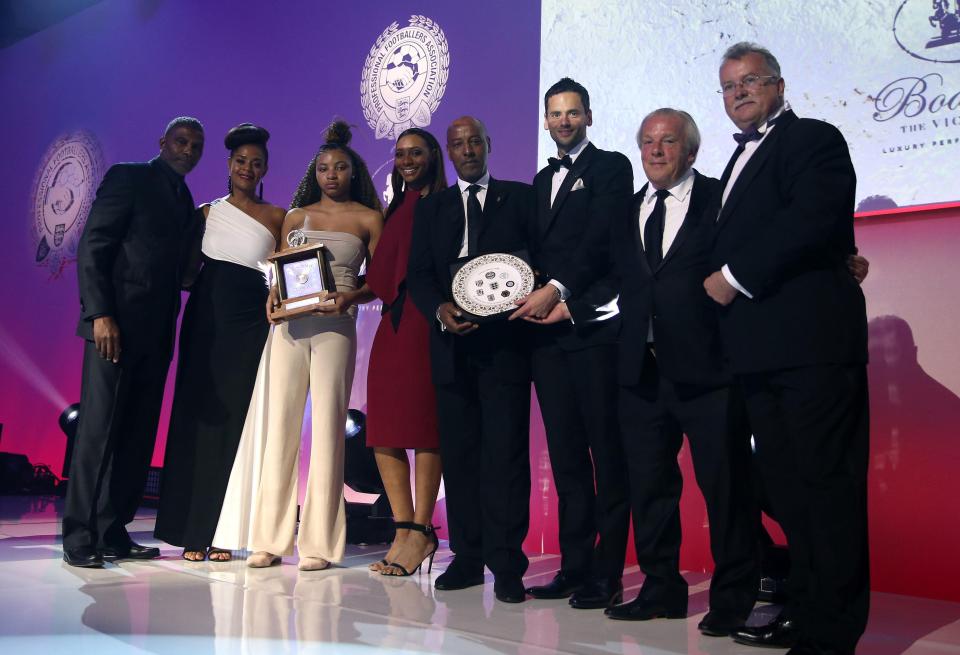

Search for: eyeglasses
xmin=718 ymin=74 xmax=779 ymax=96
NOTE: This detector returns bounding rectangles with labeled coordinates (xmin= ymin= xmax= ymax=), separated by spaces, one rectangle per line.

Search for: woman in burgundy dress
xmin=366 ymin=128 xmax=448 ymax=576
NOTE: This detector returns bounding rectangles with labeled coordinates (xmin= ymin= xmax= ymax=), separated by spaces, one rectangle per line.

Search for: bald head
xmin=446 ymin=115 xmax=491 ymax=183
xmin=447 ymin=116 xmax=487 ymax=141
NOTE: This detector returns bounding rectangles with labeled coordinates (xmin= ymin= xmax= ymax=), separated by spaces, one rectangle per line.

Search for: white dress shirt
xmin=719 ymin=103 xmax=789 ymax=298
xmin=456 ymin=172 xmax=490 ymax=258
xmin=639 ymin=168 xmax=694 ymax=255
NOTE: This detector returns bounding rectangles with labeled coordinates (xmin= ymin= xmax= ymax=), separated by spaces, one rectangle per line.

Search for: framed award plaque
xmin=451 ymin=252 xmax=535 ymax=322
xmin=267 ymin=235 xmax=332 ymax=321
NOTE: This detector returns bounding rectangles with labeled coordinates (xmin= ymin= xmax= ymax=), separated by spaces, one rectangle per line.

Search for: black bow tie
xmin=733 ymin=129 xmax=762 ymax=145
xmin=733 ymin=115 xmax=779 ymax=145
xmin=548 ymin=155 xmax=573 ymax=173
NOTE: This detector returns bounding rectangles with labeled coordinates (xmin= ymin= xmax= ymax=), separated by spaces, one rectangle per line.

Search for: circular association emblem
xmin=287 ymin=229 xmax=307 ymax=247
xmin=31 ymin=131 xmax=104 ymax=278
xmin=893 ymin=0 xmax=960 ymax=63
xmin=452 ymin=254 xmax=535 ymax=319
xmin=361 ymin=15 xmax=450 ymax=140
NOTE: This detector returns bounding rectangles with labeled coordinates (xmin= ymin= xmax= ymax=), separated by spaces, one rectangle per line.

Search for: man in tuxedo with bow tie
xmin=598 ymin=107 xmax=759 ymax=634
xmin=512 ymin=78 xmax=633 ymax=609
xmin=407 ymin=116 xmax=535 ymax=603
xmin=704 ymin=43 xmax=869 ymax=655
xmin=63 ymin=117 xmax=205 ymax=568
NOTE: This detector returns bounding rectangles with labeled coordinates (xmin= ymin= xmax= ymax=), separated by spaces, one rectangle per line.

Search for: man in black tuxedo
xmin=407 ymin=116 xmax=534 ymax=603
xmin=704 ymin=43 xmax=869 ymax=655
xmin=63 ymin=117 xmax=204 ymax=567
xmin=513 ymin=78 xmax=632 ymax=609
xmin=601 ymin=108 xmax=759 ymax=636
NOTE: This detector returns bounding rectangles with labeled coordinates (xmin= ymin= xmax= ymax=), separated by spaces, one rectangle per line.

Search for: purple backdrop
xmin=0 ymin=0 xmax=541 ymax=470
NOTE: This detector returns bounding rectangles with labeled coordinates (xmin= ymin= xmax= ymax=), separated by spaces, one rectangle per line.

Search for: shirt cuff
xmin=721 ymin=264 xmax=753 ymax=299
xmin=547 ymin=279 xmax=570 ymax=301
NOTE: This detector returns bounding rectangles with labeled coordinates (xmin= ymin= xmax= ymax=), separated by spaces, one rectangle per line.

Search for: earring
xmin=258 ymin=181 xmax=264 ymax=200
xmin=227 ymin=176 xmax=232 ymax=194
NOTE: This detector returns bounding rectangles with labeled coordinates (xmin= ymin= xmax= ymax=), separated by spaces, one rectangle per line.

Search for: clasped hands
xmin=509 ymin=285 xmax=570 ymax=324
xmin=438 ymin=284 xmax=570 ymax=336
xmin=265 ymin=286 xmax=356 ymax=325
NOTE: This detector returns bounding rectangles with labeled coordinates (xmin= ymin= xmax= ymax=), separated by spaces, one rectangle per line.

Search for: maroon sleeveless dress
xmin=365 ymin=188 xmax=439 ymax=448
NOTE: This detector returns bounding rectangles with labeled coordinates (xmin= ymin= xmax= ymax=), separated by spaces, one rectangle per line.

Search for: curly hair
xmin=290 ymin=120 xmax=382 ymax=212
xmin=384 ymin=127 xmax=447 ymax=220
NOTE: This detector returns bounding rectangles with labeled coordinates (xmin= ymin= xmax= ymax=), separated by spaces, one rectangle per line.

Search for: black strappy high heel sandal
xmin=381 ymin=522 xmax=439 ymax=577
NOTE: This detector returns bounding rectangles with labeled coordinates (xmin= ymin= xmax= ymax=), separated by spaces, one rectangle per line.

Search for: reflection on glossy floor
xmin=1 ymin=496 xmax=958 ymax=654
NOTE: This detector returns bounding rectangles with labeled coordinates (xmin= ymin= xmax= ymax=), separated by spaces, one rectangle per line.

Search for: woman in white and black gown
xmin=154 ymin=124 xmax=285 ymax=561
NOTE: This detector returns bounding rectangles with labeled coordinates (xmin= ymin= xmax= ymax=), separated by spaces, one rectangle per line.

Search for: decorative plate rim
xmin=452 ymin=253 xmax=535 ymax=316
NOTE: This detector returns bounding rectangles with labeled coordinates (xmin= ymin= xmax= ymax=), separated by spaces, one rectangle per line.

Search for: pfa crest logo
xmin=361 ymin=15 xmax=450 ymax=140
xmin=32 ymin=131 xmax=103 ymax=278
xmin=894 ymin=0 xmax=960 ymax=62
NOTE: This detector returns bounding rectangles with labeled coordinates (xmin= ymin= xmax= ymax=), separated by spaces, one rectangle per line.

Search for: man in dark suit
xmin=512 ymin=78 xmax=632 ymax=609
xmin=63 ymin=117 xmax=205 ymax=567
xmin=601 ymin=108 xmax=759 ymax=636
xmin=704 ymin=43 xmax=869 ymax=655
xmin=407 ymin=116 xmax=534 ymax=603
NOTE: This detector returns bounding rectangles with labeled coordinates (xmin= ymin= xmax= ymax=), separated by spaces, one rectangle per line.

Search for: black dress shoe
xmin=434 ymin=562 xmax=485 ymax=591
xmin=569 ymin=577 xmax=623 ymax=609
xmin=494 ymin=575 xmax=526 ymax=603
xmin=604 ymin=595 xmax=687 ymax=621
xmin=697 ymin=609 xmax=748 ymax=636
xmin=63 ymin=546 xmax=104 ymax=568
xmin=526 ymin=571 xmax=584 ymax=599
xmin=99 ymin=542 xmax=161 ymax=561
xmin=732 ymin=614 xmax=799 ymax=648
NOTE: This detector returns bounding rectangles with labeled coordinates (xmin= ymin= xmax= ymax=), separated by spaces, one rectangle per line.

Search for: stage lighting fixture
xmin=343 ymin=409 xmax=384 ymax=495
xmin=342 ymin=409 xmax=394 ymax=544
xmin=59 ymin=402 xmax=80 ymax=480
xmin=345 ymin=410 xmax=363 ymax=438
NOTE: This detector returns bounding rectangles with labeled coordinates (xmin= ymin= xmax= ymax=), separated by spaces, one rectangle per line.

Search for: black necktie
xmin=466 ymin=184 xmax=482 ymax=256
xmin=547 ymin=155 xmax=572 ymax=172
xmin=644 ymin=189 xmax=669 ymax=270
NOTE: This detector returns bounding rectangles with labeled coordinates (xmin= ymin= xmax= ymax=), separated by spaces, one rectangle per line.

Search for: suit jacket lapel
xmin=716 ymin=110 xmax=796 ymax=230
xmin=536 ymin=172 xmax=552 ymax=233
xmin=631 ymin=184 xmax=653 ymax=275
xmin=660 ymin=171 xmax=707 ymax=266
xmin=441 ymin=184 xmax=466 ymax=258
xmin=480 ymin=178 xmax=506 ymax=244
xmin=543 ymin=142 xmax=595 ymax=234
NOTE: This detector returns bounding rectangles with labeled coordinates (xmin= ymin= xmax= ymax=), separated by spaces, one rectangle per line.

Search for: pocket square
xmin=571 ymin=178 xmax=586 ymax=191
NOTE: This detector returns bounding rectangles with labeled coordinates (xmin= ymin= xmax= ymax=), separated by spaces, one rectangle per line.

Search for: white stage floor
xmin=1 ymin=495 xmax=958 ymax=654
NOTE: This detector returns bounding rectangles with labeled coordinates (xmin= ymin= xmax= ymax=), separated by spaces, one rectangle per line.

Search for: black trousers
xmin=434 ymin=350 xmax=531 ymax=578
xmin=531 ymin=339 xmax=630 ymax=581
xmin=619 ymin=350 xmax=759 ymax=616
xmin=740 ymin=364 xmax=870 ymax=653
xmin=62 ymin=340 xmax=170 ymax=550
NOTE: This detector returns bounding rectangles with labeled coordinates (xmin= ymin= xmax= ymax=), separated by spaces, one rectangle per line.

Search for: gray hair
xmin=164 ymin=116 xmax=204 ymax=136
xmin=636 ymin=108 xmax=701 ymax=159
xmin=721 ymin=42 xmax=781 ymax=78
